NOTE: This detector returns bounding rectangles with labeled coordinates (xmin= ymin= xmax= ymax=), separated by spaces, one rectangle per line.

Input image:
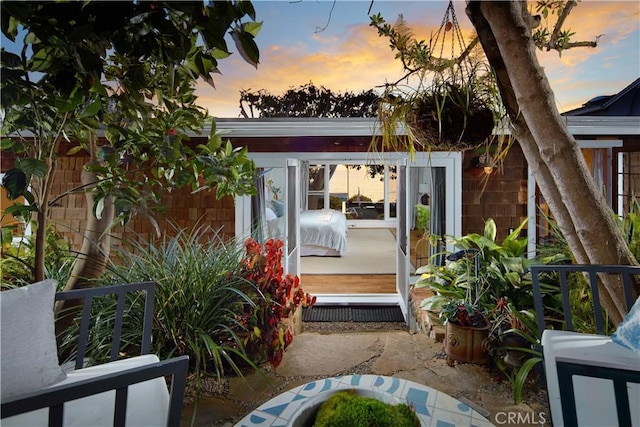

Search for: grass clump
xmin=313 ymin=390 xmax=420 ymax=427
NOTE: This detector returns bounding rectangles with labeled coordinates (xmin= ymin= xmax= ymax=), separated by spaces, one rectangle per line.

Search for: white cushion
xmin=1 ymin=279 xmax=66 ymax=399
xmin=2 ymin=354 xmax=170 ymax=427
xmin=542 ymin=330 xmax=640 ymax=426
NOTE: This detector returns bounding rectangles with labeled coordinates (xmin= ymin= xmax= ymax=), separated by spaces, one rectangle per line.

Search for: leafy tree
xmin=239 ymin=82 xmax=380 ymax=118
xmin=1 ymin=1 xmax=261 ymax=293
xmin=372 ymin=1 xmax=637 ymax=324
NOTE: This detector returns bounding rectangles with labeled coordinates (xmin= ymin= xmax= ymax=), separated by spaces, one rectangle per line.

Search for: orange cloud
xmin=197 ymin=0 xmax=638 ymax=117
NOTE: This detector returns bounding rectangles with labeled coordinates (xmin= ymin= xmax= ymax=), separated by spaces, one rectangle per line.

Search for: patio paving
xmin=181 ymin=329 xmax=551 ymax=426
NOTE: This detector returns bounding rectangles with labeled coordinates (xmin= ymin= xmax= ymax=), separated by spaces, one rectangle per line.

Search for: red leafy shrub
xmin=240 ymin=238 xmax=316 ymax=367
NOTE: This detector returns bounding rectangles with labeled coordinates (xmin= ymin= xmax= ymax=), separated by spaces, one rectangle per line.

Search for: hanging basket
xmin=407 ymin=89 xmax=496 ymax=152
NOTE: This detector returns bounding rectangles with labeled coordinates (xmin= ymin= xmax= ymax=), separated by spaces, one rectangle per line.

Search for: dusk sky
xmin=201 ymin=0 xmax=640 ymax=118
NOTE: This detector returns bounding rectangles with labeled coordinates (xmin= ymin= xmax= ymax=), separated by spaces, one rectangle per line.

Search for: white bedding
xmin=268 ymin=209 xmax=348 ymax=256
xmin=300 ymin=209 xmax=348 ymax=256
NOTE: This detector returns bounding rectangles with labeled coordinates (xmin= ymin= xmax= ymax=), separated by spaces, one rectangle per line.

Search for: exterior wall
xmin=2 ymin=153 xmax=234 ymax=251
xmin=5 ymin=133 xmax=636 ymax=254
xmin=461 ymin=144 xmax=528 ymax=241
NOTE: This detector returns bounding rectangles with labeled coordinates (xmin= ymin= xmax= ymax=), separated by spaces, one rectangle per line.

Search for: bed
xmin=266 ymin=206 xmax=348 ymax=256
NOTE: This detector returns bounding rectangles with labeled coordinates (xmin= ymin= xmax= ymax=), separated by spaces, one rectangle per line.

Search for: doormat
xmin=302 ymin=306 xmax=404 ymax=322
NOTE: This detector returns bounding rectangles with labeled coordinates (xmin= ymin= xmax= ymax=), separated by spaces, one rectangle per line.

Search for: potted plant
xmin=416 ymin=218 xmax=532 ymax=366
xmin=417 ymin=248 xmax=491 ymax=366
xmin=439 ymin=298 xmax=491 ymax=366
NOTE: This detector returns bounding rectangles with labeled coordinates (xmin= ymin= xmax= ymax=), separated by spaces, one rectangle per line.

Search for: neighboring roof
xmin=563 ymin=78 xmax=640 ymax=116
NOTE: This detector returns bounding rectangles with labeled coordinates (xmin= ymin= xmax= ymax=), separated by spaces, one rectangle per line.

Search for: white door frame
xmin=236 ymin=151 xmax=463 ymax=312
xmin=285 ymin=158 xmax=301 ymax=277
xmin=526 ymin=139 xmax=623 ymax=258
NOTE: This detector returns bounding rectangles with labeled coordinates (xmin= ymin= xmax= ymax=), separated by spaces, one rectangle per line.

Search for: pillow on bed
xmin=1 ymin=279 xmax=67 ymax=399
xmin=271 ymin=200 xmax=285 ymax=217
xmin=265 ymin=207 xmax=278 ymax=221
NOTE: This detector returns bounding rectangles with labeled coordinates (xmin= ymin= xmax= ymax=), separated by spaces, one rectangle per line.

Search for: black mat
xmin=302 ymin=306 xmax=404 ymax=322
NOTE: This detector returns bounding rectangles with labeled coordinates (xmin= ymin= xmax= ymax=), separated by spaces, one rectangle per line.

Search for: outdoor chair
xmin=531 ymin=264 xmax=640 ymax=427
xmin=1 ymin=280 xmax=189 ymax=427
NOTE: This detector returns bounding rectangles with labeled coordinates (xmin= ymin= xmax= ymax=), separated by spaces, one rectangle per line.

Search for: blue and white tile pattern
xmin=235 ymin=374 xmax=494 ymax=426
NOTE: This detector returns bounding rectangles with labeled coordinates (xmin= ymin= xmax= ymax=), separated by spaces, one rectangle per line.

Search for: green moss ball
xmin=313 ymin=389 xmax=420 ymax=427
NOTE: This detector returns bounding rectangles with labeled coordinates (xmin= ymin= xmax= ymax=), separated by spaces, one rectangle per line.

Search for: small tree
xmin=1 ymin=1 xmax=261 ymax=291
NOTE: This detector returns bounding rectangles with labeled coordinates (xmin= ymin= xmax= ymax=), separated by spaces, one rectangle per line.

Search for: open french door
xmin=285 ymin=158 xmax=300 ymax=277
xmin=396 ymin=159 xmax=410 ymax=321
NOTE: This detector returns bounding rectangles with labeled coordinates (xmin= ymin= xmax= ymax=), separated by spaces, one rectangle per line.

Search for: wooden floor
xmin=300 ymin=274 xmax=396 ymax=294
xmin=298 ymin=229 xmax=425 ymax=295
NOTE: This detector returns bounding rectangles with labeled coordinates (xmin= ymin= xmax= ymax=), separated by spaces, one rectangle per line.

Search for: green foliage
xmin=532 ymin=1 xmax=599 ymax=55
xmin=91 ymin=225 xmax=258 ymax=384
xmin=566 ymin=273 xmax=614 ymax=335
xmin=416 ymin=218 xmax=565 ymax=403
xmin=369 ymin=13 xmax=504 ymax=155
xmin=0 ymin=225 xmax=75 ymax=288
xmin=239 ymin=82 xmax=381 ymax=118
xmin=329 ymin=196 xmax=343 ymax=211
xmin=63 ymin=225 xmax=314 ymax=401
xmin=487 ymin=301 xmax=543 ymax=404
xmin=348 ymin=194 xmax=372 ymax=203
xmin=415 ymin=204 xmax=430 ymax=233
xmin=314 ymin=390 xmax=420 ymax=427
xmin=1 ymin=1 xmax=262 ymax=282
xmin=619 ymin=197 xmax=640 ymax=261
xmin=238 ymin=238 xmax=315 ymax=368
xmin=417 ymin=218 xmax=539 ymax=314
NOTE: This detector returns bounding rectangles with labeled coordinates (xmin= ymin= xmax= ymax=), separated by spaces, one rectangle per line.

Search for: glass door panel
xmin=396 ymin=160 xmax=409 ymax=321
xmin=286 ymin=159 xmax=300 ymax=277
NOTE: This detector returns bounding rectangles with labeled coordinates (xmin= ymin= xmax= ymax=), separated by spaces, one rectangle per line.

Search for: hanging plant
xmin=370 ymin=3 xmax=505 ymax=154
xmin=409 ymin=80 xmax=496 ymax=149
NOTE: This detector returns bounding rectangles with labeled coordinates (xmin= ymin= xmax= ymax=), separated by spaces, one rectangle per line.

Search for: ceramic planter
xmin=444 ymin=320 xmax=490 ymax=366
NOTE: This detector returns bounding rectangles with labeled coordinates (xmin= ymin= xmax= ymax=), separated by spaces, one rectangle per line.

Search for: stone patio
xmin=181 ymin=327 xmax=551 ymax=426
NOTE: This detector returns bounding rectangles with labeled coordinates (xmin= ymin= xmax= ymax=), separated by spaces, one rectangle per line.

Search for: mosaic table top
xmin=235 ymin=374 xmax=494 ymax=426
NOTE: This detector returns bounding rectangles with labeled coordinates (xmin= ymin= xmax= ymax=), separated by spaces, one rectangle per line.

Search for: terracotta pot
xmin=444 ymin=320 xmax=490 ymax=366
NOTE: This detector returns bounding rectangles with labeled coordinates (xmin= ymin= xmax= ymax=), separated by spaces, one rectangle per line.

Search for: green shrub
xmin=1 ymin=225 xmax=75 ymax=289
xmin=70 ymin=224 xmax=314 ymax=395
xmin=348 ymin=194 xmax=372 ymax=203
xmin=85 ymin=224 xmax=258 ymax=386
xmin=329 ymin=195 xmax=343 ymax=210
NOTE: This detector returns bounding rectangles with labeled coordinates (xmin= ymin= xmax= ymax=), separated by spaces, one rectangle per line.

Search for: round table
xmin=235 ymin=374 xmax=493 ymax=426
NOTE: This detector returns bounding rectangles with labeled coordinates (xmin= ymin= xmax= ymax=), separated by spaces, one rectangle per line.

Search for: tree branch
xmin=549 ymin=0 xmax=577 ymax=47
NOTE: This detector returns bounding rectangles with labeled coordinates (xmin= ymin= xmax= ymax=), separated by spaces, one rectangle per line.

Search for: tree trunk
xmin=466 ymin=0 xmax=638 ymax=325
xmin=34 ymin=150 xmax=58 ymax=282
xmin=55 ymin=159 xmax=115 ymax=344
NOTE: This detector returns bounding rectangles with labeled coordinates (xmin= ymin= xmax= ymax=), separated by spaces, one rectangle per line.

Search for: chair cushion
xmin=2 ymin=354 xmax=170 ymax=427
xmin=1 ymin=280 xmax=66 ymax=399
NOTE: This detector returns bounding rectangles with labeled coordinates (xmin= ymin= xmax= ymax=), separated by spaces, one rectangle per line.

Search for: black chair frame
xmin=1 ymin=282 xmax=189 ymax=427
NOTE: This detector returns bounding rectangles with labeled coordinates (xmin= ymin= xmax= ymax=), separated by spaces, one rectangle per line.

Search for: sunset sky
xmin=201 ymin=0 xmax=640 ymax=118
